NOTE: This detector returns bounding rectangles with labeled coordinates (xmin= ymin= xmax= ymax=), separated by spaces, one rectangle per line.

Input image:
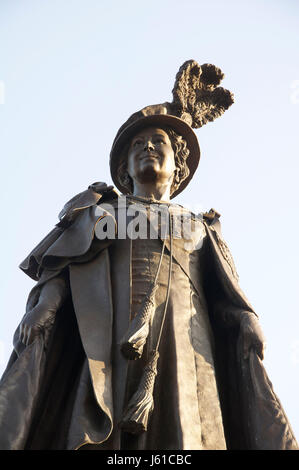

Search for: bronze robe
xmin=0 ymin=183 xmax=297 ymax=450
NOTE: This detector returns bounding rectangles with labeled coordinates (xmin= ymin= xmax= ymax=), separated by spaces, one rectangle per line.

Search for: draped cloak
xmin=0 ymin=183 xmax=297 ymax=450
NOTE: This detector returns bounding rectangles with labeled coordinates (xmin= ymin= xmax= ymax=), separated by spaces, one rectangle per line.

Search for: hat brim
xmin=110 ymin=114 xmax=200 ymax=199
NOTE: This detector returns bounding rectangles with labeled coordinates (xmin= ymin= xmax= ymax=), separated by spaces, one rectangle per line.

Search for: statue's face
xmin=127 ymin=127 xmax=176 ymax=188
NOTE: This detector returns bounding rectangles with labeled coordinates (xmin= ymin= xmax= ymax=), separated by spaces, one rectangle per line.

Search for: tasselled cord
xmin=155 ymin=210 xmax=173 ymax=352
xmin=119 ymin=210 xmax=173 ymax=434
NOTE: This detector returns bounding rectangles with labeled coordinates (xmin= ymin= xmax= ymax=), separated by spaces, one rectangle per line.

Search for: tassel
xmin=120 ymin=283 xmax=158 ymax=360
xmin=120 ymin=350 xmax=159 ymax=434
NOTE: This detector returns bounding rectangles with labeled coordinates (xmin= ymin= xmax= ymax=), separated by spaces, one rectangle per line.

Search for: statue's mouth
xmin=141 ymin=153 xmax=159 ymax=160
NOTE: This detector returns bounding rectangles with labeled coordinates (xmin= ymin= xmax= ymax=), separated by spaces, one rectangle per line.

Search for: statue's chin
xmin=131 ymin=162 xmax=174 ymax=189
xmin=135 ymin=163 xmax=160 ymax=184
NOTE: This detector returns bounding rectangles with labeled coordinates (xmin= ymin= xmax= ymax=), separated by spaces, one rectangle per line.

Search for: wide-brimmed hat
xmin=110 ymin=60 xmax=234 ymax=199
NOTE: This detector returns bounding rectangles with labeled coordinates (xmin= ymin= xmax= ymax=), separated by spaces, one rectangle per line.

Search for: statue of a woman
xmin=0 ymin=60 xmax=297 ymax=450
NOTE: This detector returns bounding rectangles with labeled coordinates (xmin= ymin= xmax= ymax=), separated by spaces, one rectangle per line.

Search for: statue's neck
xmin=132 ymin=181 xmax=171 ymax=203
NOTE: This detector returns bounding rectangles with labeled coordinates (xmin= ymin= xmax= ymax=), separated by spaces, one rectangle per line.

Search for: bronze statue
xmin=0 ymin=60 xmax=297 ymax=450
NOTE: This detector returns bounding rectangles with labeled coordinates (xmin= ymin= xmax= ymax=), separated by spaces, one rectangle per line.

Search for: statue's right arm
xmin=19 ymin=275 xmax=69 ymax=346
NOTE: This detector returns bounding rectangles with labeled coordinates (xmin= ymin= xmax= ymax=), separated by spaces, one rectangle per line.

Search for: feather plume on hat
xmin=170 ymin=60 xmax=234 ymax=128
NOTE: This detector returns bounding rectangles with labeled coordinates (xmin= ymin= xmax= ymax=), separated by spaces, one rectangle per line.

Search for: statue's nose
xmin=144 ymin=141 xmax=154 ymax=151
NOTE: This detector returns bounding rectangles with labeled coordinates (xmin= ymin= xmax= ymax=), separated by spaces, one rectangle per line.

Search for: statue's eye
xmin=154 ymin=138 xmax=165 ymax=144
xmin=133 ymin=139 xmax=143 ymax=147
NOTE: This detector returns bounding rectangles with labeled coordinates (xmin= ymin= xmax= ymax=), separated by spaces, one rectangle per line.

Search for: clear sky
xmin=0 ymin=0 xmax=299 ymax=443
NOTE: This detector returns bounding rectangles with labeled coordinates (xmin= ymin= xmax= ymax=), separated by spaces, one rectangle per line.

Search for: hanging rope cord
xmin=120 ymin=209 xmax=174 ymax=434
xmin=155 ymin=210 xmax=173 ymax=352
xmin=152 ymin=231 xmax=167 ymax=290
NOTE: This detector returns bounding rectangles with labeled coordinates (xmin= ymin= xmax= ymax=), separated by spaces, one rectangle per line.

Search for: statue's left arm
xmin=203 ymin=210 xmax=266 ymax=360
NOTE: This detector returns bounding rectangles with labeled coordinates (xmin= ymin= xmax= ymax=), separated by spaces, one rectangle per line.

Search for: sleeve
xmin=203 ymin=209 xmax=258 ymax=329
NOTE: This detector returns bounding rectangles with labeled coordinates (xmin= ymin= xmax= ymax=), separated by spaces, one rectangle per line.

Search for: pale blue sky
xmin=1 ymin=0 xmax=299 ymax=442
